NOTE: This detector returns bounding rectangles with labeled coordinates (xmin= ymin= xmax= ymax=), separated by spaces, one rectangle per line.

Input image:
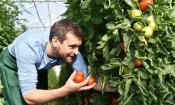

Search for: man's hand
xmin=63 ymin=71 xmax=96 ymax=93
xmin=23 ymin=71 xmax=96 ymax=105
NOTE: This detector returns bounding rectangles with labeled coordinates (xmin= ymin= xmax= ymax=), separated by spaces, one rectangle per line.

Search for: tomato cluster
xmin=129 ymin=0 xmax=157 ymax=39
xmin=73 ymin=71 xmax=95 ymax=85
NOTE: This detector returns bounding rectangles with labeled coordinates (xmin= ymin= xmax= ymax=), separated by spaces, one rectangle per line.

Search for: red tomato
xmin=74 ymin=71 xmax=85 ymax=83
xmin=119 ymin=42 xmax=125 ymax=51
xmin=147 ymin=0 xmax=154 ymax=5
xmin=76 ymin=71 xmax=85 ymax=77
xmin=134 ymin=58 xmax=142 ymax=68
xmin=87 ymin=77 xmax=95 ymax=86
xmin=139 ymin=0 xmax=154 ymax=11
xmin=110 ymin=94 xmax=117 ymax=105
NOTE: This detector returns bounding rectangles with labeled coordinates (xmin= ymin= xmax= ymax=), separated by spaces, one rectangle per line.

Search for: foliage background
xmin=0 ymin=0 xmax=25 ymax=104
xmin=0 ymin=0 xmax=25 ymax=52
xmin=60 ymin=0 xmax=175 ymax=105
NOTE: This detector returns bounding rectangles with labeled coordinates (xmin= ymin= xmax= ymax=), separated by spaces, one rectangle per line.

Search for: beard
xmin=63 ymin=55 xmax=75 ymax=64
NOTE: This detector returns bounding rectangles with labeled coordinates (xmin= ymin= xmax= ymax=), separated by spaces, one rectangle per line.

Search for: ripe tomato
xmin=76 ymin=71 xmax=85 ymax=77
xmin=110 ymin=94 xmax=117 ymax=105
xmin=142 ymin=26 xmax=153 ymax=38
xmin=139 ymin=0 xmax=154 ymax=11
xmin=134 ymin=58 xmax=142 ymax=68
xmin=87 ymin=77 xmax=95 ymax=86
xmin=133 ymin=22 xmax=143 ymax=31
xmin=74 ymin=71 xmax=85 ymax=83
xmin=119 ymin=42 xmax=125 ymax=51
xmin=147 ymin=0 xmax=154 ymax=5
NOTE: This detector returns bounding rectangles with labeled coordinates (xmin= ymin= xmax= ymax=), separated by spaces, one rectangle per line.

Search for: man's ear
xmin=51 ymin=36 xmax=60 ymax=47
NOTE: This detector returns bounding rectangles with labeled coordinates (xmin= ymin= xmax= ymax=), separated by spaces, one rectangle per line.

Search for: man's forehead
xmin=65 ymin=31 xmax=82 ymax=40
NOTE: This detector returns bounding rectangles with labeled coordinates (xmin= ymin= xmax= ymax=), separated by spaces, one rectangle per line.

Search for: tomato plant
xmin=139 ymin=0 xmax=154 ymax=11
xmin=64 ymin=0 xmax=175 ymax=105
xmin=87 ymin=77 xmax=95 ymax=86
xmin=0 ymin=1 xmax=25 ymax=52
xmin=73 ymin=71 xmax=85 ymax=83
xmin=134 ymin=58 xmax=142 ymax=68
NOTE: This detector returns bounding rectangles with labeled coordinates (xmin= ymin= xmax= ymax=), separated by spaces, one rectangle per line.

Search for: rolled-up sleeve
xmin=71 ymin=52 xmax=88 ymax=77
xmin=15 ymin=42 xmax=38 ymax=96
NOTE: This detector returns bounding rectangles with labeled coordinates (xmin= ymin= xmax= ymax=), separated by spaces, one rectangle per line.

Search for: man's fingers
xmin=79 ymin=83 xmax=96 ymax=91
xmin=78 ymin=76 xmax=90 ymax=86
xmin=68 ymin=71 xmax=76 ymax=80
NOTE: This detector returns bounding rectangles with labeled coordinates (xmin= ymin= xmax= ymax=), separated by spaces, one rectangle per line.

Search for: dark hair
xmin=49 ymin=18 xmax=83 ymax=43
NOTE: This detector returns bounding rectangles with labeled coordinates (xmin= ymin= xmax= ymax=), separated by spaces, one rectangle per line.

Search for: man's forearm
xmin=23 ymin=86 xmax=71 ymax=105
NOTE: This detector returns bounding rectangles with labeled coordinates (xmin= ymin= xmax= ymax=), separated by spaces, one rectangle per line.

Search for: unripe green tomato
xmin=142 ymin=26 xmax=153 ymax=38
xmin=149 ymin=21 xmax=158 ymax=31
xmin=123 ymin=66 xmax=129 ymax=74
xmin=146 ymin=15 xmax=154 ymax=23
xmin=133 ymin=22 xmax=143 ymax=31
xmin=102 ymin=34 xmax=109 ymax=42
xmin=133 ymin=0 xmax=139 ymax=2
xmin=129 ymin=9 xmax=142 ymax=19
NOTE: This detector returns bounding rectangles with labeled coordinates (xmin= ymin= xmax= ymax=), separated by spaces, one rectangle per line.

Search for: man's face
xmin=56 ymin=32 xmax=82 ymax=64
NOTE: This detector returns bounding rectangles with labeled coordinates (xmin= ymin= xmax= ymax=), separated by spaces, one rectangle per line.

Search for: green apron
xmin=0 ymin=48 xmax=48 ymax=105
xmin=0 ymin=48 xmax=26 ymax=105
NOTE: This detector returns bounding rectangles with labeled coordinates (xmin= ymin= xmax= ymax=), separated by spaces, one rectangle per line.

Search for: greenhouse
xmin=0 ymin=0 xmax=175 ymax=105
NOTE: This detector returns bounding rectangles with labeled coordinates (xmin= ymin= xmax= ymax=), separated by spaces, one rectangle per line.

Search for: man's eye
xmin=70 ymin=45 xmax=77 ymax=48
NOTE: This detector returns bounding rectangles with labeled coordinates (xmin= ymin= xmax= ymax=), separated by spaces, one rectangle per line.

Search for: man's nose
xmin=73 ymin=47 xmax=79 ymax=54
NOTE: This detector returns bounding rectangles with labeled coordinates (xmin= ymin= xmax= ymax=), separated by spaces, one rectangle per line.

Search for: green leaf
xmin=106 ymin=22 xmax=116 ymax=30
xmin=124 ymin=0 xmax=137 ymax=8
xmin=123 ymin=93 xmax=134 ymax=105
xmin=159 ymin=65 xmax=175 ymax=76
xmin=80 ymin=0 xmax=92 ymax=9
xmin=101 ymin=58 xmax=121 ymax=70
xmin=124 ymin=79 xmax=132 ymax=100
xmin=148 ymin=91 xmax=158 ymax=103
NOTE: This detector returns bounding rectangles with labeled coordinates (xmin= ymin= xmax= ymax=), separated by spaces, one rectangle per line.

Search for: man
xmin=0 ymin=19 xmax=96 ymax=105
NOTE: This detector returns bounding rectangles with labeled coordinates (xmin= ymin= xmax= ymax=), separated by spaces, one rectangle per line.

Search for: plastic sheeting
xmin=19 ymin=0 xmax=67 ymax=32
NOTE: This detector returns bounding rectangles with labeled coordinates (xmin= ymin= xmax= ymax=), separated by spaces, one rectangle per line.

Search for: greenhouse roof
xmin=15 ymin=0 xmax=67 ymax=32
